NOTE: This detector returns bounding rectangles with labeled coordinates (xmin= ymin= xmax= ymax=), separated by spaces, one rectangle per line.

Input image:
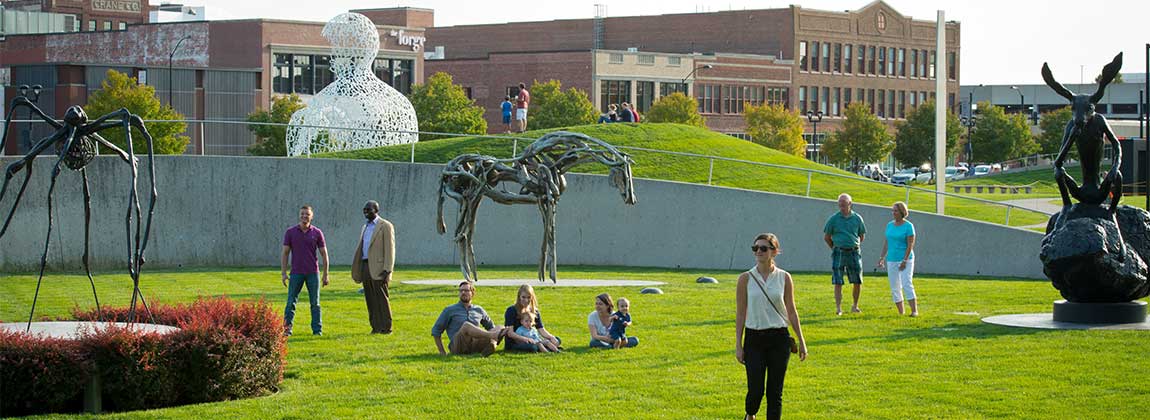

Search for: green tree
xmin=822 ymin=102 xmax=894 ymax=169
xmin=408 ymin=72 xmax=487 ymax=141
xmin=970 ymin=102 xmax=1038 ymax=163
xmin=891 ymin=100 xmax=962 ymax=168
xmin=744 ymin=103 xmax=805 ymax=156
xmin=1037 ymin=106 xmax=1073 ymax=158
xmin=644 ymin=92 xmax=706 ymax=127
xmin=1095 ymin=72 xmax=1123 ymax=84
xmin=528 ymin=79 xmax=598 ymax=130
xmin=84 ymin=70 xmax=188 ymax=155
xmin=246 ymin=94 xmax=306 ymax=156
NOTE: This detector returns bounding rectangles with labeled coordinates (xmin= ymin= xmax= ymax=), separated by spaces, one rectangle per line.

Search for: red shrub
xmin=2 ymin=297 xmax=286 ymax=415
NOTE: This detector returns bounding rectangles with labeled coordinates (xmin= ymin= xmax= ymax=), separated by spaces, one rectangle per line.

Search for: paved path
xmin=1002 ymin=198 xmax=1061 ymax=215
xmin=403 ymin=279 xmax=666 ymax=287
xmin=0 ymin=321 xmax=180 ymax=339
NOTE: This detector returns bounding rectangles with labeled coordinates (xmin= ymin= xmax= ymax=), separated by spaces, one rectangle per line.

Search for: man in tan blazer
xmin=352 ymin=200 xmax=395 ymax=334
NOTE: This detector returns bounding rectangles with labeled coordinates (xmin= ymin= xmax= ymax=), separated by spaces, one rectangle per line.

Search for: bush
xmin=527 ymin=79 xmax=598 ymax=130
xmin=0 ymin=297 xmax=285 ymax=415
xmin=644 ymin=93 xmax=706 ymax=127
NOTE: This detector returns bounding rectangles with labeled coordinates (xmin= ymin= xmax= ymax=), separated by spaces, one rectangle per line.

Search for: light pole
xmin=807 ymin=110 xmax=823 ymax=164
xmin=16 ymin=84 xmax=42 ymax=153
xmin=681 ymin=64 xmax=713 ymax=93
xmin=961 ymin=115 xmax=977 ymax=164
xmin=1010 ymin=85 xmax=1025 ymax=122
xmin=168 ymin=35 xmax=191 ymax=109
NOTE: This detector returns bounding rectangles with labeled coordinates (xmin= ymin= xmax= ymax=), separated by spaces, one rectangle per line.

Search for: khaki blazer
xmin=351 ymin=217 xmax=395 ymax=283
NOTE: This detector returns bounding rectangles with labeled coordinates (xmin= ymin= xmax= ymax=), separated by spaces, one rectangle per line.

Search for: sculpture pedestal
xmin=1052 ymin=300 xmax=1147 ymax=324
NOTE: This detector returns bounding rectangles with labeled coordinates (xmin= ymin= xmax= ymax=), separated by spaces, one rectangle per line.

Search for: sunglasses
xmin=751 ymin=245 xmax=776 ymax=253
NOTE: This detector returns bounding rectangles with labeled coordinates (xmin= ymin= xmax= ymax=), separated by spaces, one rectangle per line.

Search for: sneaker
xmin=313 ymin=331 xmax=322 ymax=336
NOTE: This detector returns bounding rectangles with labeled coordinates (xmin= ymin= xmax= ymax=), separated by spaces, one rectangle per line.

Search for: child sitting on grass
xmin=517 ymin=311 xmax=561 ymax=352
xmin=610 ymin=297 xmax=633 ymax=349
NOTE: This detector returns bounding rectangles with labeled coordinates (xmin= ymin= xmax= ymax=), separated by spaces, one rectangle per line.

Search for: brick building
xmin=2 ymin=0 xmax=150 ymax=32
xmin=425 ymin=0 xmax=960 ymax=156
xmin=1 ymin=5 xmax=428 ymax=155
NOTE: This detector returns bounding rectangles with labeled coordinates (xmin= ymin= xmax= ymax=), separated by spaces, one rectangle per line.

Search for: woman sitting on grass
xmin=503 ymin=284 xmax=561 ymax=351
xmin=736 ymin=233 xmax=807 ymax=420
xmin=588 ymin=292 xmax=638 ymax=349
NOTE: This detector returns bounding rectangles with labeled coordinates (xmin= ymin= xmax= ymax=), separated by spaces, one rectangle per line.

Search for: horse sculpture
xmin=436 ymin=131 xmax=636 ymax=283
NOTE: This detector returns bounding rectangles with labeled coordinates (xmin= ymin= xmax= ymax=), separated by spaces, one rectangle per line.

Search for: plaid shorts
xmin=831 ymin=247 xmax=863 ymax=285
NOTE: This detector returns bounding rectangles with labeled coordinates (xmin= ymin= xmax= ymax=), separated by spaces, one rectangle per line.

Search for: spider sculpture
xmin=1 ymin=97 xmax=158 ymax=328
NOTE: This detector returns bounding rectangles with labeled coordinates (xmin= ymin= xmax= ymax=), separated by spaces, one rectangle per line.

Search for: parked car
xmin=891 ymin=168 xmax=932 ymax=185
xmin=945 ymin=166 xmax=969 ymax=181
xmin=972 ymin=164 xmax=1002 ymax=177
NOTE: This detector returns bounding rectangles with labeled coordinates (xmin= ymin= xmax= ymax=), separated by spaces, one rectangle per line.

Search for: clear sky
xmin=189 ymin=0 xmax=1149 ymax=86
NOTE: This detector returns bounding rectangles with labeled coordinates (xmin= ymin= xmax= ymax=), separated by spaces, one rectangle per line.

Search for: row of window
xmin=599 ymin=80 xmax=689 ymax=113
xmin=61 ymin=15 xmax=129 ymax=32
xmin=798 ymin=86 xmax=957 ymax=119
xmin=607 ymin=53 xmax=683 ymax=66
xmin=696 ymin=85 xmax=790 ymax=115
xmin=798 ymin=41 xmax=957 ymax=81
xmin=272 ymin=53 xmax=413 ymax=95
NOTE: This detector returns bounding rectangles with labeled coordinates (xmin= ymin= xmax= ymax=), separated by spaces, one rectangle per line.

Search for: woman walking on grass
xmin=876 ymin=201 xmax=918 ymax=316
xmin=736 ymin=233 xmax=807 ymax=420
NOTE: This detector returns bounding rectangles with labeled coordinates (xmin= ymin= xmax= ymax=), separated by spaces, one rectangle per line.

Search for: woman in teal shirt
xmin=876 ymin=201 xmax=918 ymax=316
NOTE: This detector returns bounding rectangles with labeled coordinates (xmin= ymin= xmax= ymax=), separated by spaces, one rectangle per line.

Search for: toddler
xmin=516 ymin=311 xmax=560 ymax=352
xmin=609 ymin=297 xmax=632 ymax=349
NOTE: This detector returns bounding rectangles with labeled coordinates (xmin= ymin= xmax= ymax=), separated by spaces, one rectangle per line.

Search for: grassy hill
xmin=320 ymin=123 xmax=1047 ymax=227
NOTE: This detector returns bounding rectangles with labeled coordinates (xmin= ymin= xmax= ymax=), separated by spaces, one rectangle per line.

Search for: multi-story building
xmin=1 ymin=0 xmax=150 ymax=32
xmin=425 ymin=0 xmax=961 ymax=154
xmin=1 ymin=6 xmax=429 ymax=155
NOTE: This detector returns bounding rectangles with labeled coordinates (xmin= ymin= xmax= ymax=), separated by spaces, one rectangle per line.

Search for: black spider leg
xmin=1 ymin=97 xmax=64 ymax=153
xmin=80 ymin=168 xmax=102 ymax=321
xmin=83 ymin=111 xmax=156 ymax=323
xmin=26 ymin=126 xmax=78 ymax=331
xmin=0 ymin=100 xmax=66 ymax=238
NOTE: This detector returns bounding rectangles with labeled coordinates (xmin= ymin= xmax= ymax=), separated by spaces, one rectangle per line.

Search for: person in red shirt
xmin=515 ymin=82 xmax=530 ymax=132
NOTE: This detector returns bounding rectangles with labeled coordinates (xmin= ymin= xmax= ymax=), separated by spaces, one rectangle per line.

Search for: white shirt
xmin=361 ymin=218 xmax=377 ymax=260
xmin=745 ymin=266 xmax=789 ymax=329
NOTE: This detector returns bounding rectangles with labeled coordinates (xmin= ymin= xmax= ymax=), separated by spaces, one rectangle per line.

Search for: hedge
xmin=0 ymin=297 xmax=286 ymax=416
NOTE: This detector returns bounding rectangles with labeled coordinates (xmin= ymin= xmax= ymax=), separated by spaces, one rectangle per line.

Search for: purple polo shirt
xmin=283 ymin=225 xmax=326 ymax=275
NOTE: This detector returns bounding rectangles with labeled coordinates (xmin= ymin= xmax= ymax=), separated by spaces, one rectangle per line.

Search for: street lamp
xmin=168 ymin=35 xmax=192 ymax=109
xmin=681 ymin=64 xmax=713 ymax=86
xmin=15 ymin=84 xmax=43 ymax=153
xmin=807 ymin=110 xmax=823 ymax=163
xmin=1010 ymin=85 xmax=1026 ymax=122
xmin=960 ymin=115 xmax=977 ymax=163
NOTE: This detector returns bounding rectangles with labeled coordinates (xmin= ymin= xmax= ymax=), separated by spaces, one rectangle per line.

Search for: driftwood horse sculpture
xmin=436 ymin=131 xmax=636 ymax=283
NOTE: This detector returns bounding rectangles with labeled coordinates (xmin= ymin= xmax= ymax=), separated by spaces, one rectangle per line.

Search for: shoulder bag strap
xmin=749 ymin=270 xmax=788 ymax=322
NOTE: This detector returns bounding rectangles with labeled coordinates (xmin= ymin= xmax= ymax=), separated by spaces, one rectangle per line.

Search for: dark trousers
xmin=361 ymin=260 xmax=392 ymax=333
xmin=744 ymin=328 xmax=791 ymax=420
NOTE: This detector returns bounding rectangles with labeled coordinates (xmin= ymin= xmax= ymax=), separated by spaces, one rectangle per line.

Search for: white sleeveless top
xmin=744 ymin=266 xmax=789 ymax=329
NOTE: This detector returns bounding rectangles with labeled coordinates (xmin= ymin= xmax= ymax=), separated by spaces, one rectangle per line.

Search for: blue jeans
xmin=284 ymin=272 xmax=321 ymax=334
xmin=508 ymin=336 xmax=563 ymax=352
xmin=590 ymin=336 xmax=639 ymax=349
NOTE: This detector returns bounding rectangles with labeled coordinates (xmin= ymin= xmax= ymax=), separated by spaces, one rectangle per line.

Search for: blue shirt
xmin=501 ymin=101 xmax=513 ymax=116
xmin=504 ymin=306 xmax=545 ymax=329
xmin=824 ymin=211 xmax=866 ymax=248
xmin=884 ymin=220 xmax=915 ymax=262
xmin=609 ymin=311 xmax=631 ymax=337
xmin=431 ymin=302 xmax=495 ymax=340
xmin=361 ymin=218 xmax=377 ymax=260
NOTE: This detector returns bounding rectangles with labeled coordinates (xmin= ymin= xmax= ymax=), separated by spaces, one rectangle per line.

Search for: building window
xmin=821 ymin=87 xmax=829 ymax=115
xmin=314 ymin=55 xmax=334 ymax=92
xmin=833 ymin=43 xmax=842 ymax=73
xmin=867 ymin=46 xmax=876 ymax=75
xmin=660 ymin=82 xmax=687 ymax=97
xmin=88 ymin=20 xmax=97 ymax=32
xmin=811 ymin=87 xmax=820 ymax=115
xmin=463 ymin=87 xmax=472 ymax=99
xmin=292 ymin=55 xmax=314 ymax=94
xmin=696 ymin=84 xmax=717 ymax=114
xmin=920 ymin=50 xmax=929 ymax=79
xmin=898 ymin=48 xmax=906 ymax=77
xmin=638 ymin=55 xmax=655 ymax=65
xmin=857 ymin=88 xmax=864 ymax=108
xmin=899 ymin=91 xmax=906 ymax=118
xmin=948 ymin=93 xmax=956 ymax=113
xmin=948 ymin=52 xmax=957 ymax=80
xmin=909 ymin=91 xmax=917 ymax=110
xmin=844 ymin=44 xmax=853 ymax=74
xmin=843 ymin=88 xmax=852 ymax=108
xmin=832 ymin=88 xmax=840 ymax=116
xmin=637 ymin=81 xmax=655 ymax=112
xmin=877 ymin=89 xmax=885 ymax=118
xmin=878 ymin=47 xmax=886 ymax=76
xmin=103 ymin=21 xmax=112 ymax=31
xmin=668 ymin=56 xmax=682 ymax=66
xmin=857 ymin=45 xmax=866 ymax=75
xmin=799 ymin=87 xmax=807 ymax=114
xmin=507 ymin=86 xmax=521 ymax=101
xmin=273 ymin=53 xmax=293 ymax=94
xmin=118 ymin=22 xmax=127 ymax=30
xmin=886 ymin=47 xmax=895 ymax=76
xmin=602 ymin=80 xmax=632 ymax=112
xmin=64 ymin=15 xmax=79 ymax=32
xmin=929 ymin=51 xmax=937 ymax=79
xmin=373 ymin=59 xmax=414 ymax=94
xmin=799 ymin=41 xmax=808 ymax=71
xmin=1112 ymin=103 xmax=1138 ymax=114
xmin=911 ymin=49 xmax=918 ymax=78
xmin=609 ymin=53 xmax=624 ymax=64
xmin=811 ymin=41 xmax=820 ymax=72
xmin=821 ymin=43 xmax=830 ymax=73
xmin=868 ymin=89 xmax=876 ymax=114
xmin=888 ymin=90 xmax=896 ymax=118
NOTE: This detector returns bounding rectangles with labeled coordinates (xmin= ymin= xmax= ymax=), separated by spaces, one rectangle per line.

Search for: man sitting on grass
xmin=432 ymin=282 xmax=508 ymax=356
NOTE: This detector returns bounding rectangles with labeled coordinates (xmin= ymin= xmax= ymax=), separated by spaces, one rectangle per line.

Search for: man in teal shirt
xmin=824 ymin=193 xmax=866 ymax=315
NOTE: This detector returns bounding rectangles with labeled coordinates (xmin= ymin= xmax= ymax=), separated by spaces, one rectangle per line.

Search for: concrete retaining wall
xmin=0 ymin=155 xmax=1045 ymax=279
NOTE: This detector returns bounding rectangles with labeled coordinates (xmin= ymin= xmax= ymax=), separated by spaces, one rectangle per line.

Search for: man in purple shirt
xmin=281 ymin=205 xmax=330 ymax=336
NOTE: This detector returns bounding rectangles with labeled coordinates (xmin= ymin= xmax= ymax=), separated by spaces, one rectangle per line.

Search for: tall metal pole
xmin=168 ymin=36 xmax=191 ymax=109
xmin=934 ymin=10 xmax=946 ymax=214
xmin=1145 ymin=43 xmax=1149 ymax=210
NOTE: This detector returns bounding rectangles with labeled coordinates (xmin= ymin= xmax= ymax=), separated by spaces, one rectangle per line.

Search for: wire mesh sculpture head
xmin=286 ymin=12 xmax=418 ymax=156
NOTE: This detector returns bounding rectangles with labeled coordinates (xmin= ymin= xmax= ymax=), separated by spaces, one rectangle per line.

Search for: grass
xmin=3 ymin=266 xmax=1148 ymax=419
xmin=318 ymin=124 xmax=1048 ymax=228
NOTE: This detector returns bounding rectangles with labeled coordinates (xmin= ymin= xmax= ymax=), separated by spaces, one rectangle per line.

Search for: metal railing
xmin=1 ymin=118 xmax=1054 ymax=227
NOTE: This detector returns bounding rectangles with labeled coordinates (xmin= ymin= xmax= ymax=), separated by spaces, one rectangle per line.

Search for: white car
xmin=891 ymin=168 xmax=932 ymax=185
xmin=973 ymin=165 xmax=992 ymax=176
xmin=945 ymin=166 xmax=969 ymax=181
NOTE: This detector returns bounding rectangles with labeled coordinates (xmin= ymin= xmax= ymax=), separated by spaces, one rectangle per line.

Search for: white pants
xmin=886 ymin=259 xmax=916 ymax=303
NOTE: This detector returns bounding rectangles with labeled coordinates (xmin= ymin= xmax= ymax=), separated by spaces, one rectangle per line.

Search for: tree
xmin=969 ymin=102 xmax=1038 ymax=163
xmin=246 ymin=94 xmax=306 ymax=156
xmin=1037 ymin=106 xmax=1073 ymax=158
xmin=822 ymin=102 xmax=893 ymax=169
xmin=644 ymin=92 xmax=706 ymax=127
xmin=1095 ymin=72 xmax=1123 ymax=84
xmin=891 ymin=100 xmax=962 ymax=168
xmin=744 ymin=103 xmax=805 ymax=156
xmin=528 ymin=79 xmax=598 ymax=130
xmin=408 ymin=72 xmax=487 ymax=141
xmin=84 ymin=70 xmax=188 ymax=155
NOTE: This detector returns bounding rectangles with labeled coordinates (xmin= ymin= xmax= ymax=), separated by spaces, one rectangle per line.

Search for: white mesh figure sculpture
xmin=286 ymin=13 xmax=418 ymax=156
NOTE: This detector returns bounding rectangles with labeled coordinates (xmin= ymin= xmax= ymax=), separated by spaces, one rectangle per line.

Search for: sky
xmin=186 ymin=0 xmax=1150 ymax=86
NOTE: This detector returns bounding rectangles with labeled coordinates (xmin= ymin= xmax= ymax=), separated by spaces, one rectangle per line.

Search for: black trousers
xmin=744 ymin=328 xmax=791 ymax=419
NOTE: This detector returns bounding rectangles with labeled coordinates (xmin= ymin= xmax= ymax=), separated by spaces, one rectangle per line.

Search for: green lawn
xmin=3 ymin=266 xmax=1147 ymax=419
xmin=317 ymin=124 xmax=1048 ymax=228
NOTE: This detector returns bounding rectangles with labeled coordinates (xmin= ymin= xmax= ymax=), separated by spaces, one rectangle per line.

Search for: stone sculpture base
xmin=1052 ymin=300 xmax=1147 ymax=324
